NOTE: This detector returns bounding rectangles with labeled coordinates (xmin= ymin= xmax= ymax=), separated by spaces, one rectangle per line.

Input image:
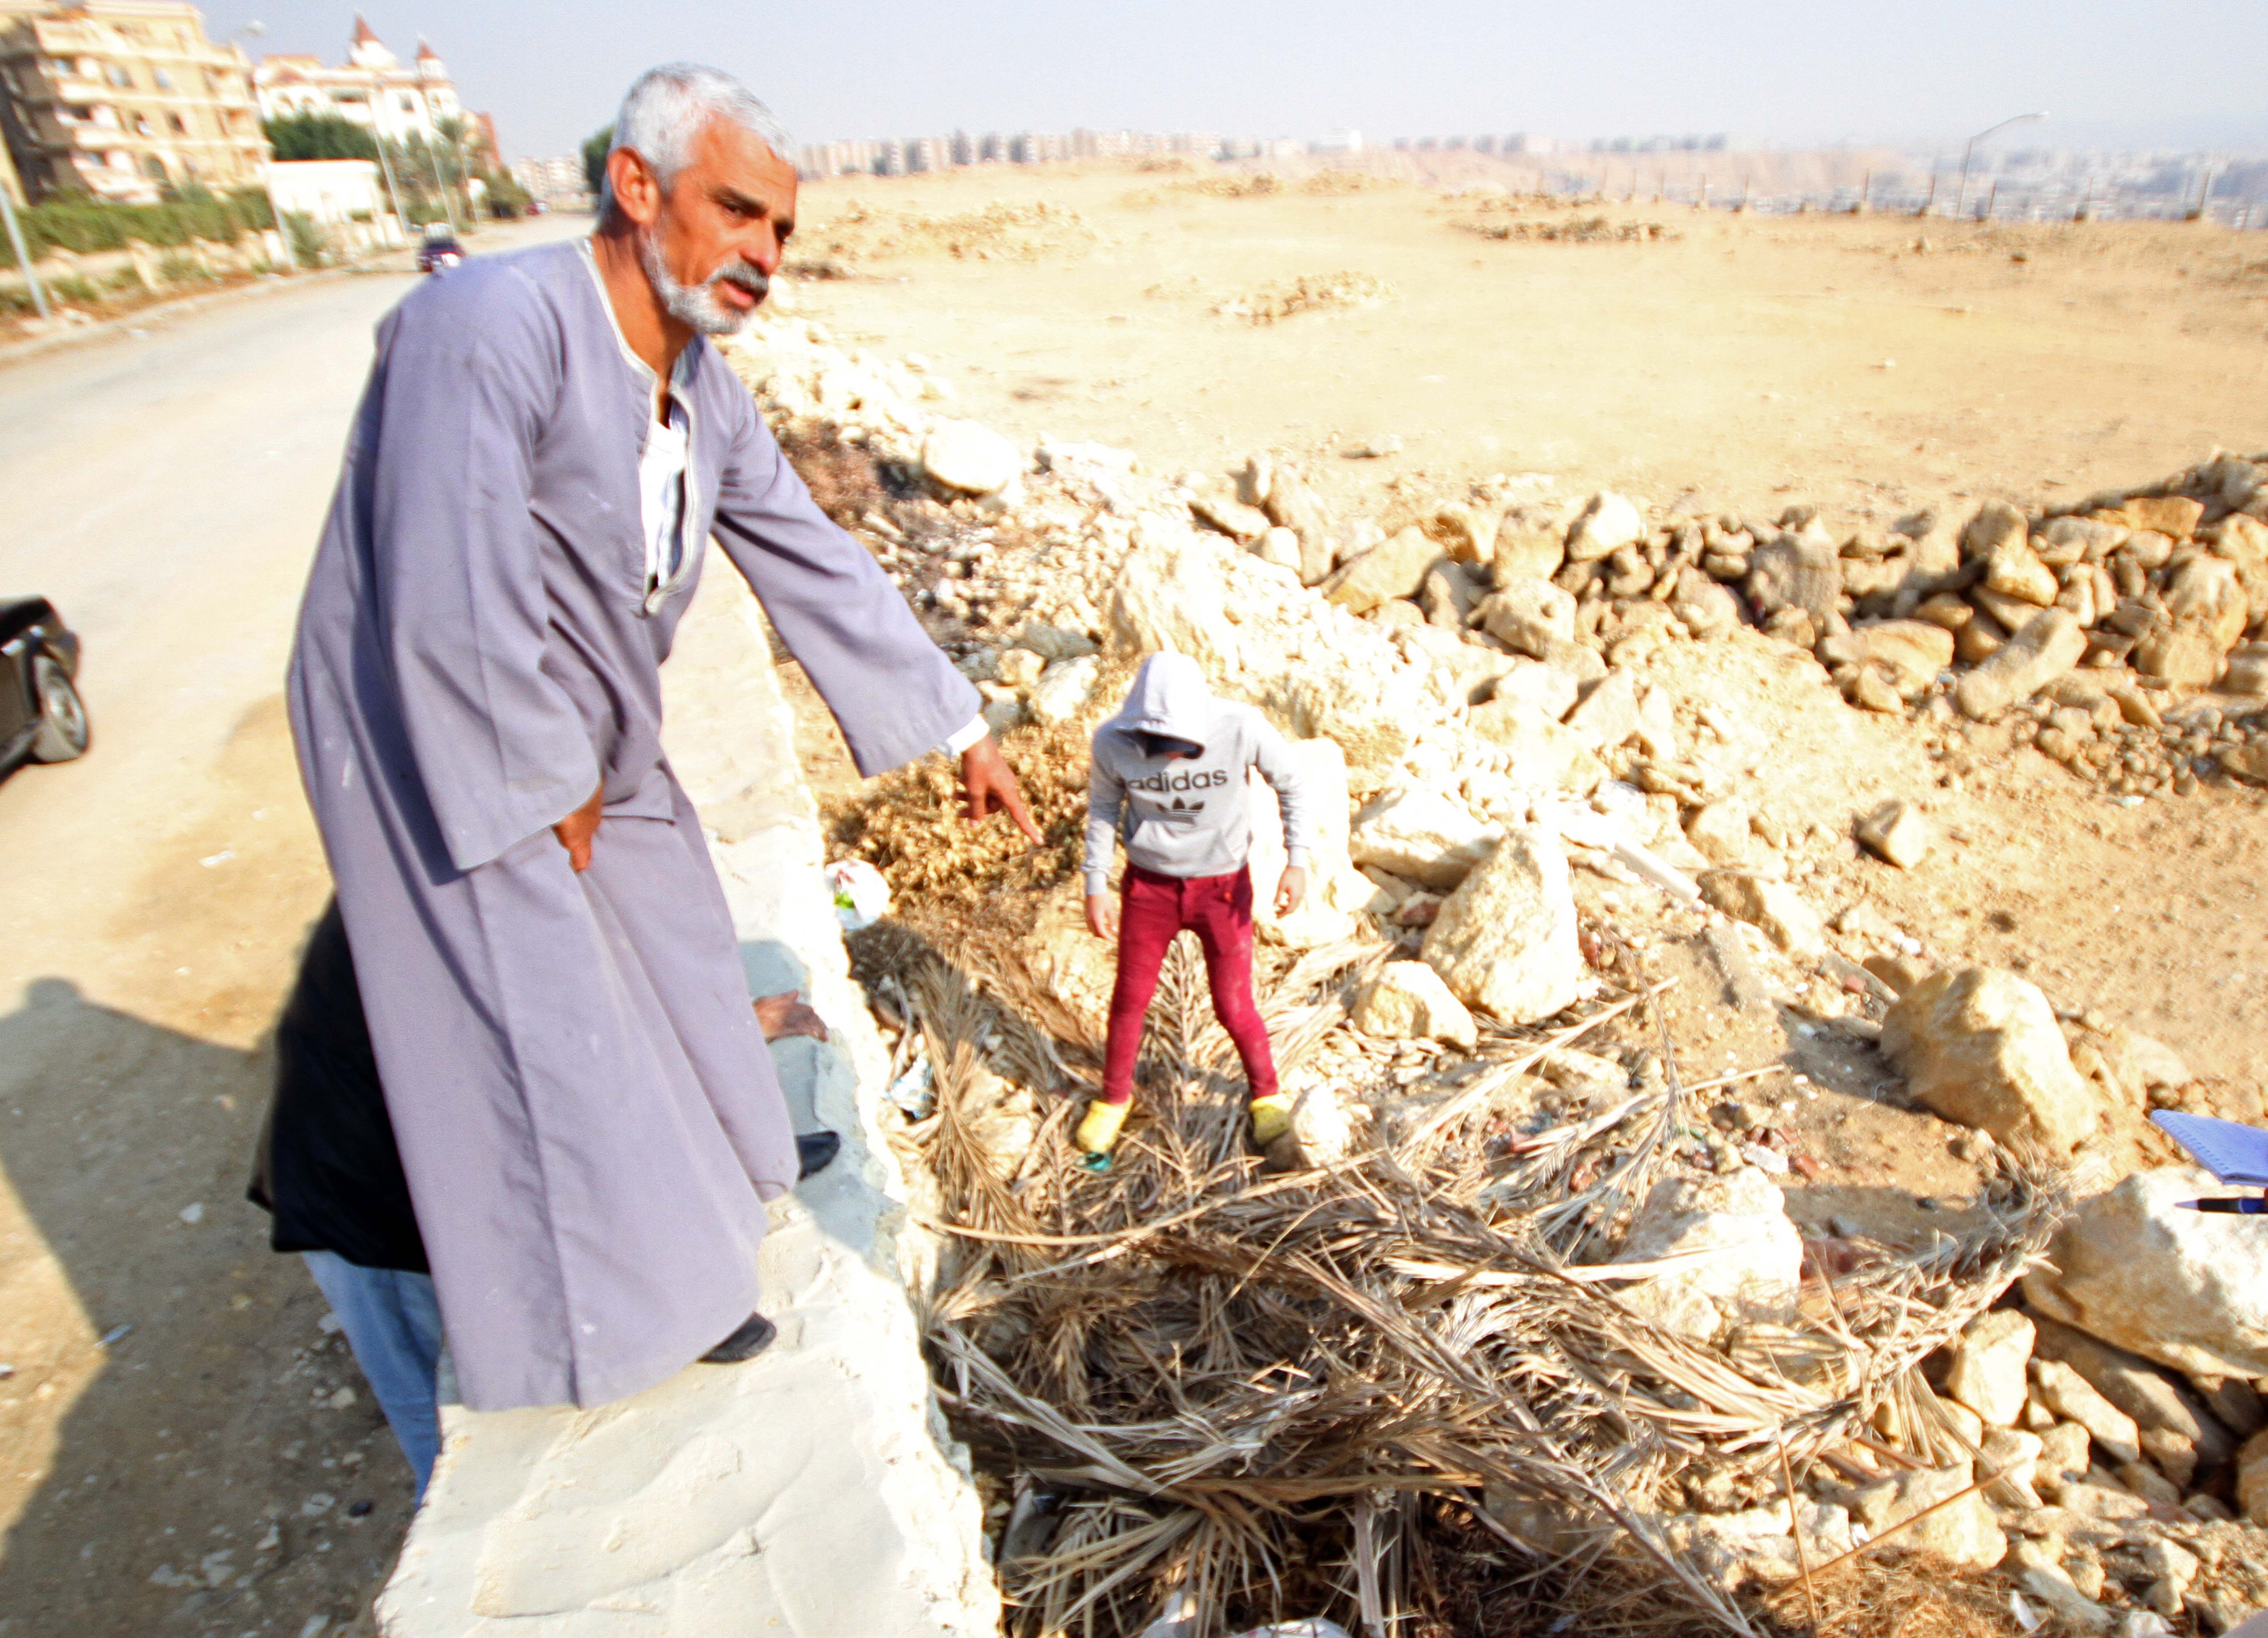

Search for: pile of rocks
xmin=1289 ymin=462 xmax=2268 ymax=803
xmin=729 ymin=303 xmax=2266 ymax=811
xmin=734 ymin=301 xmax=2268 ymax=1626
xmin=1890 ymin=1169 xmax=2268 ymax=1634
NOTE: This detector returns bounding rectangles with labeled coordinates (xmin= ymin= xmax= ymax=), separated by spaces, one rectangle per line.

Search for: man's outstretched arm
xmin=712 ymin=402 xmax=1038 ymax=841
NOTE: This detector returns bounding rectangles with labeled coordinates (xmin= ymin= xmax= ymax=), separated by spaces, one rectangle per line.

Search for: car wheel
xmin=29 ymin=654 xmax=89 ymax=763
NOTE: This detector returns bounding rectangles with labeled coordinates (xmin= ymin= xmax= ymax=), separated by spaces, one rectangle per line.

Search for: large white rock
xmin=1565 ymin=492 xmax=1646 ymax=564
xmin=1246 ymin=738 xmax=1377 ymax=949
xmin=2024 ymin=1166 xmax=2268 ymax=1380
xmin=1845 ymin=1461 xmax=2007 ymax=1569
xmin=1834 ymin=620 xmax=1957 ymax=697
xmin=1955 ymin=607 xmax=2087 ymax=720
xmin=1564 ymin=669 xmax=1641 ymax=752
xmin=1478 ymin=577 xmax=1578 ymax=655
xmin=920 ymin=418 xmax=1021 ymax=495
xmin=1487 ymin=658 xmax=1581 ymax=721
xmin=1323 ymin=524 xmax=1439 ymax=614
xmin=1658 ymin=1500 xmax=1855 ymax=1593
xmin=1946 ymin=1309 xmax=2036 ymax=1428
xmin=1349 ymin=786 xmax=1501 ymax=890
xmin=1608 ymin=1169 xmax=1804 ymax=1343
xmin=1246 ymin=628 xmax=1425 ymax=794
xmin=1394 ymin=623 xmax=1516 ymax=704
xmin=1353 ymin=961 xmax=1478 ymax=1050
xmin=1025 ymin=655 xmax=1100 ymax=725
xmin=1106 ymin=518 xmax=1242 ymax=677
xmin=2239 ymin=1428 xmax=2268 ymax=1525
xmin=2030 ymin=1360 xmax=2143 ymax=1465
xmin=1879 ymin=967 xmax=2100 ymax=1152
xmin=1463 ymin=698 xmax=1607 ymax=795
xmin=1697 ymin=871 xmax=1827 ymax=959
xmin=1421 ymin=825 xmax=1582 ymax=1023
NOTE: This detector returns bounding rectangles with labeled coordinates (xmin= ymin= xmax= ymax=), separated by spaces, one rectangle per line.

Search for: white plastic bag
xmin=824 ymin=858 xmax=892 ymax=931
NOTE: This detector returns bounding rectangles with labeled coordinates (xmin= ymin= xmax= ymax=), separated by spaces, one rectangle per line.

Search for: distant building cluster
xmin=1390 ymin=133 xmax=1559 ymax=156
xmin=511 ymin=152 xmax=585 ymax=203
xmin=800 ymin=128 xmax=1221 ymax=180
xmin=793 ymin=123 xmax=1614 ymax=179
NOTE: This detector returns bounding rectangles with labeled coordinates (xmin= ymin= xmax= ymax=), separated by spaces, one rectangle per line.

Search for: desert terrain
xmin=782 ymin=162 xmax=2265 ymax=536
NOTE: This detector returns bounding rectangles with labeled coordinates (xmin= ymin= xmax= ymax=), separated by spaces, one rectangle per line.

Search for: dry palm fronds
xmin=882 ymin=935 xmax=2062 ymax=1638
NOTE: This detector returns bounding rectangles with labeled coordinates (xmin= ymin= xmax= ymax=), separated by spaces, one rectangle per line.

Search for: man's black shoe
xmin=700 ymin=1311 xmax=777 ymax=1364
xmin=796 ymin=1130 xmax=841 ymax=1180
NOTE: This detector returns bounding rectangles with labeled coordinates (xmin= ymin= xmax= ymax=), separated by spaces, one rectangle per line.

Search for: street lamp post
xmin=0 ymin=183 xmax=50 ymax=320
xmin=1954 ymin=112 xmax=2047 ymax=220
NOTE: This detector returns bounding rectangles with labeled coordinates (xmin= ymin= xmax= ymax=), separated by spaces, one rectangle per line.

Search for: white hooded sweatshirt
xmin=1082 ymin=651 xmax=1312 ymax=896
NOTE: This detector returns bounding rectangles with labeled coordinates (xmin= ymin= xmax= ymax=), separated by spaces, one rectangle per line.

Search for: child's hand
xmin=1274 ymin=865 xmax=1308 ymax=917
xmin=1085 ymin=893 xmax=1119 ymax=940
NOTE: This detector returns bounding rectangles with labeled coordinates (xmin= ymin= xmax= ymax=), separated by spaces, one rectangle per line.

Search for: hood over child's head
xmin=1113 ymin=651 xmax=1213 ymax=758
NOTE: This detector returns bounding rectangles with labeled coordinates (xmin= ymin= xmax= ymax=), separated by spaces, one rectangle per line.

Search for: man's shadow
xmin=0 ymin=971 xmax=415 ymax=1637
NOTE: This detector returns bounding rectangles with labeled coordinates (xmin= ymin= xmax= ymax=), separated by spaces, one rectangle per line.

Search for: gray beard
xmin=638 ymin=228 xmax=768 ymax=337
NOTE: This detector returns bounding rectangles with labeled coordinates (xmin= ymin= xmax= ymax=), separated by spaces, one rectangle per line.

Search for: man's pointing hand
xmin=959 ymin=735 xmax=1043 ymax=847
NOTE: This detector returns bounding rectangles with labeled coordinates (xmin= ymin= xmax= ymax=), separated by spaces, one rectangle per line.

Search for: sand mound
xmin=803 ymin=200 xmax=1099 ymax=265
xmin=1215 ymin=271 xmax=1397 ymax=324
xmin=1463 ymin=213 xmax=1680 ymax=244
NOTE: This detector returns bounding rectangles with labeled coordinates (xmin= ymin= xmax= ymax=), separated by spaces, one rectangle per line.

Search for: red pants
xmin=1101 ymin=863 xmax=1278 ymax=1105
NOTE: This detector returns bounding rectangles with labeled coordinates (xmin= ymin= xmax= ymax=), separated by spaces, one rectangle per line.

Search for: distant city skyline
xmin=196 ymin=0 xmax=2268 ymax=163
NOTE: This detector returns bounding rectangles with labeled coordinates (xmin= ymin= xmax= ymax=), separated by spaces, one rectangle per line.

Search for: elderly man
xmin=287 ymin=63 xmax=1039 ymax=1413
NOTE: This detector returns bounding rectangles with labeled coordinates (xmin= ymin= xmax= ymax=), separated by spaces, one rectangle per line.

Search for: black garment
xmin=246 ymin=900 xmax=429 ymax=1274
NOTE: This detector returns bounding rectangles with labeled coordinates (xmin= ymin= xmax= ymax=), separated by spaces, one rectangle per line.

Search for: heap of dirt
xmin=1460 ymin=213 xmax=1680 ymax=243
xmin=1213 ymin=270 xmax=1397 ymax=324
xmin=744 ymin=262 xmax=2268 ymax=1636
xmin=797 ymin=200 xmax=1099 ymax=266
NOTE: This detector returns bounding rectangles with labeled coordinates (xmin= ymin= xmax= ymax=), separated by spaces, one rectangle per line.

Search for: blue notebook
xmin=2151 ymin=1111 xmax=2268 ymax=1187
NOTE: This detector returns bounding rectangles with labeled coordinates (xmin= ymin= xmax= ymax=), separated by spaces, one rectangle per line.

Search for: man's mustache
xmin=707 ymin=259 xmax=769 ymax=302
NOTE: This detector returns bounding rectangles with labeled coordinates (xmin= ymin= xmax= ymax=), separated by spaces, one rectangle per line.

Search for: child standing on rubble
xmin=1078 ymin=651 xmax=1313 ymax=1162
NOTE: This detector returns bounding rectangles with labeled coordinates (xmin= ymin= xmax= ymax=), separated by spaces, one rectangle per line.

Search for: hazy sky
xmin=203 ymin=0 xmax=2268 ymax=162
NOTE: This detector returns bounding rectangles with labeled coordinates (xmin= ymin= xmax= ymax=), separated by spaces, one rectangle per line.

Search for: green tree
xmin=262 ymin=111 xmax=380 ymax=162
xmin=582 ymin=125 xmax=613 ymax=198
xmin=480 ymin=169 xmax=530 ymax=219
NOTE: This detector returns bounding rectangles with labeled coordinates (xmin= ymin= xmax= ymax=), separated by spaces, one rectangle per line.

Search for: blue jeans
xmin=303 ymin=1251 xmax=445 ymax=1498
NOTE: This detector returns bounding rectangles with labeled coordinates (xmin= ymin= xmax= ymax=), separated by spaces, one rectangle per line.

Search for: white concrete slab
xmin=376 ymin=567 xmax=998 ymax=1637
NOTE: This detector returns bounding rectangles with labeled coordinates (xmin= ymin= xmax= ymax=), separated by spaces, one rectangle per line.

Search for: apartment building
xmin=252 ymin=16 xmax=461 ymax=150
xmin=0 ymin=0 xmax=264 ymax=203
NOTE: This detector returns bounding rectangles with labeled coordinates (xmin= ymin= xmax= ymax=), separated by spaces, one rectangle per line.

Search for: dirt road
xmin=0 ymin=213 xmax=581 ymax=1638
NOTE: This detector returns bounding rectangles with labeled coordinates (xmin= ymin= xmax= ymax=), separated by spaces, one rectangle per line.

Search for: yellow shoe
xmin=1076 ymin=1098 xmax=1131 ymax=1156
xmin=1249 ymin=1092 xmax=1295 ymax=1147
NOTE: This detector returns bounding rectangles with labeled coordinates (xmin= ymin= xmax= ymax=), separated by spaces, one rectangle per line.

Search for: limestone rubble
xmin=714 ymin=304 xmax=2268 ymax=1633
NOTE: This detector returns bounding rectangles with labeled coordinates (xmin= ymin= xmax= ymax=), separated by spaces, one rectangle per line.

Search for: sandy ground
xmin=3 ymin=153 xmax=2265 ymax=1634
xmin=0 ymin=212 xmax=583 ymax=1637
xmin=782 ymin=162 xmax=2267 ymax=531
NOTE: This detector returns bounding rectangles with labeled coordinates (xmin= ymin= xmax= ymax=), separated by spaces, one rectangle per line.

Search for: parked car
xmin=416 ymin=229 xmax=464 ymax=274
xmin=0 ymin=598 xmax=88 ymax=771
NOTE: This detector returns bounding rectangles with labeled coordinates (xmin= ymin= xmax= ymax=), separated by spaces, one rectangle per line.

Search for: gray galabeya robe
xmin=287 ymin=240 xmax=978 ymax=1410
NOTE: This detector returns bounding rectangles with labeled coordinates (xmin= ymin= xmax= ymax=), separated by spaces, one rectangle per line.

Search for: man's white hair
xmin=602 ymin=63 xmax=793 ymax=217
